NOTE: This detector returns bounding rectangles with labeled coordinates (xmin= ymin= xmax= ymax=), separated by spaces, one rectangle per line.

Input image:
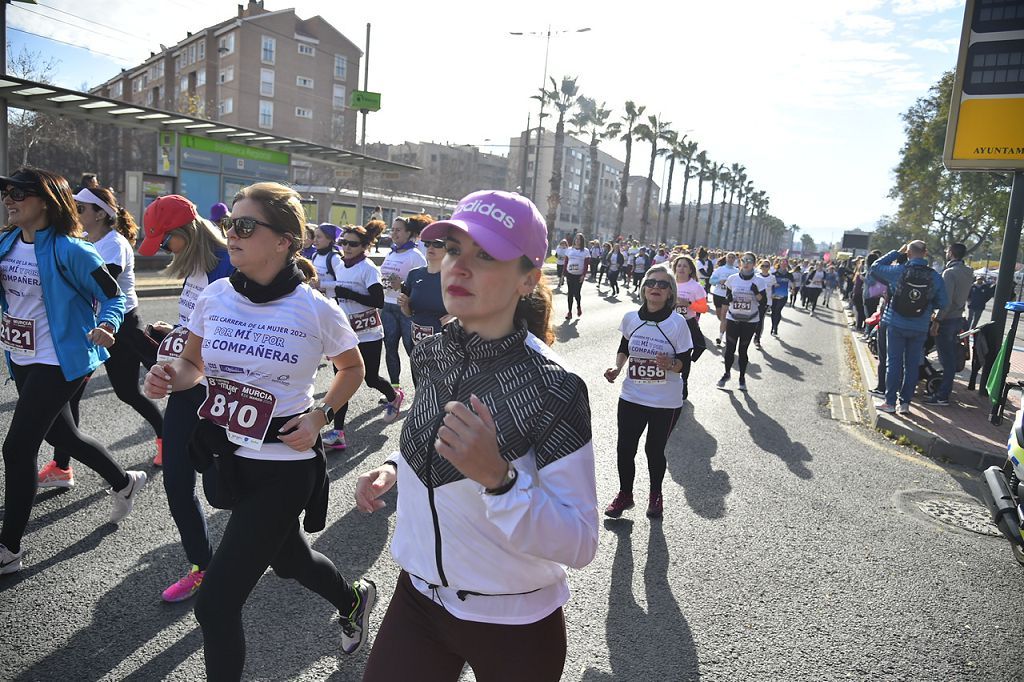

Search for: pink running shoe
xmin=38 ymin=460 xmax=75 ymax=489
xmin=162 ymin=565 xmax=205 ymax=603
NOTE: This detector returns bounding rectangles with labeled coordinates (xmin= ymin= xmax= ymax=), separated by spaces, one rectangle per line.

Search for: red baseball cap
xmin=139 ymin=195 xmax=200 ymax=256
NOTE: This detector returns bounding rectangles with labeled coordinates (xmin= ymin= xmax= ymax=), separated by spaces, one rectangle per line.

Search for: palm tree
xmin=703 ymin=162 xmax=725 ymax=246
xmin=569 ymin=96 xmax=612 ymax=236
xmin=737 ymin=180 xmax=754 ymax=249
xmin=715 ymin=166 xmax=733 ymax=248
xmin=632 ymin=114 xmax=673 ymax=243
xmin=723 ymin=163 xmax=745 ymax=249
xmin=788 ymin=224 xmax=800 ymax=255
xmin=754 ymin=191 xmax=769 ymax=252
xmin=675 ymin=140 xmax=698 ymax=245
xmin=538 ymin=76 xmax=580 ymax=251
xmin=656 ymin=131 xmax=682 ymax=244
xmin=607 ymin=100 xmax=646 ymax=236
xmin=689 ymin=151 xmax=709 ymax=246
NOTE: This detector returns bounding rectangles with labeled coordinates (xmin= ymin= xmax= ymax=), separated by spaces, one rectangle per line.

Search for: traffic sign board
xmin=350 ymin=90 xmax=381 ymax=112
xmin=944 ymin=0 xmax=1024 ymax=170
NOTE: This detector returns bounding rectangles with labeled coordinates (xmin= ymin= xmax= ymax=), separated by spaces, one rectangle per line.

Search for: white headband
xmin=73 ymin=188 xmax=116 ymax=219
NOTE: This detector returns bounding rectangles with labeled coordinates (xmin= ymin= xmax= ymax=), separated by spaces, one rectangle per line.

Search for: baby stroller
xmin=864 ymin=310 xmax=882 ymax=357
xmin=917 ymin=327 xmax=971 ymax=396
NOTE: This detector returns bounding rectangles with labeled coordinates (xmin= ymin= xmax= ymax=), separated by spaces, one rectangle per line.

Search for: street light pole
xmin=509 ymin=25 xmax=591 ymax=206
xmin=355 ymin=22 xmax=371 ymax=224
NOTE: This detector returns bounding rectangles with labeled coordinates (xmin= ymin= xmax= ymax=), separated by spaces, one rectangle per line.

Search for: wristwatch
xmin=314 ymin=403 xmax=335 ymax=426
xmin=485 ymin=464 xmax=518 ymax=495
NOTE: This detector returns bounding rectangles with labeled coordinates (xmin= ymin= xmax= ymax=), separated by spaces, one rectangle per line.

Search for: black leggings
xmin=616 ymin=398 xmax=682 ymax=495
xmin=55 ymin=308 xmax=163 ymax=468
xmin=608 ymin=270 xmax=620 ymax=295
xmin=364 ymin=571 xmax=566 ymax=682
xmin=2 ymin=363 xmax=129 ymax=553
xmin=804 ymin=287 xmax=822 ymax=310
xmin=770 ymin=297 xmax=786 ymax=334
xmin=194 ymin=456 xmax=355 ymax=681
xmin=724 ymin=319 xmax=757 ymax=377
xmin=789 ymin=287 xmax=799 ymax=306
xmin=565 ymin=274 xmax=583 ymax=312
xmin=336 ymin=338 xmax=395 ymax=430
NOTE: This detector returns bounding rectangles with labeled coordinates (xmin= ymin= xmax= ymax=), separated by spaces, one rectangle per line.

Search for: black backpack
xmin=892 ymin=265 xmax=935 ymax=318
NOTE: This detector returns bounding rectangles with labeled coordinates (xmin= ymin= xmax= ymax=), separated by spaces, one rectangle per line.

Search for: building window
xmin=219 ymin=97 xmax=233 ymax=116
xmin=332 ymin=113 xmax=345 ymax=140
xmin=260 ymin=68 xmax=274 ymax=97
xmin=334 ymin=54 xmax=347 ymax=80
xmin=332 ymin=84 xmax=346 ymax=109
xmin=295 ymin=106 xmax=313 ymax=119
xmin=298 ymin=43 xmax=315 ymax=56
xmin=219 ymin=67 xmax=234 ymax=83
xmin=261 ymin=36 xmax=276 ymax=64
xmin=296 ymin=76 xmax=314 ymax=88
xmin=259 ymin=100 xmax=273 ymax=129
xmin=146 ymin=90 xmax=154 ymax=106
xmin=198 ymin=41 xmax=205 ymax=61
xmin=197 ymin=70 xmax=206 ymax=87
xmin=179 ymin=76 xmax=188 ymax=92
xmin=188 ymin=44 xmax=196 ymax=65
xmin=111 ymin=82 xmax=123 ymax=98
xmin=218 ymin=33 xmax=235 ymax=55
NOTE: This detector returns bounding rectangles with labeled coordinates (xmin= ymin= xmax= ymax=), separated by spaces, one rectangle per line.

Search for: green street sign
xmin=350 ymin=90 xmax=381 ymax=112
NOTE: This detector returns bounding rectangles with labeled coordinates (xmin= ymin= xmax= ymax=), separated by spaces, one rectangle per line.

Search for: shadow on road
xmin=728 ymin=392 xmax=814 ymax=479
xmin=556 ymin=319 xmax=581 ymax=344
xmin=777 ymin=337 xmax=822 ymax=365
xmin=582 ymin=520 xmax=700 ymax=681
xmin=667 ymin=403 xmax=731 ymax=519
xmin=759 ymin=347 xmax=804 ymax=382
xmin=12 ymin=542 xmax=203 ymax=681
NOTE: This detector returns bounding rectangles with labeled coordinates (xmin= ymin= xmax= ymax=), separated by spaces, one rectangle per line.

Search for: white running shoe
xmin=0 ymin=543 xmax=24 ymax=575
xmin=109 ymin=470 xmax=147 ymax=525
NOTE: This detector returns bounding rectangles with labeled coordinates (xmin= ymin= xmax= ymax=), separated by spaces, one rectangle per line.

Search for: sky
xmin=6 ymin=0 xmax=968 ymax=244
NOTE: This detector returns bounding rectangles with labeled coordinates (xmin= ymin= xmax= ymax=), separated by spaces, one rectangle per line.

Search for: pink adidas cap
xmin=420 ymin=190 xmax=548 ymax=267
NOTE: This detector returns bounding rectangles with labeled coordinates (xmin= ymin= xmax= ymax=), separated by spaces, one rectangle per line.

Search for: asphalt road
xmin=1 ymin=279 xmax=1021 ymax=681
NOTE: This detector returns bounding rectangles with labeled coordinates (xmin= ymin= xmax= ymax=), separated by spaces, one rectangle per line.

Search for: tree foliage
xmin=888 ymin=70 xmax=1011 ymax=254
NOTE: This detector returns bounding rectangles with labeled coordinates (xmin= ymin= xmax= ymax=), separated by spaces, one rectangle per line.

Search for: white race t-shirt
xmin=188 ymin=279 xmax=359 ymax=461
xmin=675 ymin=279 xmax=707 ymax=320
xmin=554 ymin=246 xmax=567 ymax=263
xmin=711 ymin=264 xmax=738 ymax=297
xmin=564 ymin=248 xmax=588 ymax=277
xmin=0 ymin=237 xmax=58 ymax=366
xmin=180 ymin=268 xmax=210 ymax=327
xmin=335 ymin=258 xmax=385 ymax=342
xmin=93 ymin=230 xmax=138 ymax=313
xmin=653 ymin=253 xmax=669 ymax=265
xmin=805 ymin=270 xmax=825 ymax=289
xmin=311 ymin=249 xmax=344 ymax=299
xmin=725 ymin=272 xmax=767 ymax=323
xmin=618 ymin=310 xmax=693 ymax=409
xmin=380 ymin=246 xmax=427 ymax=305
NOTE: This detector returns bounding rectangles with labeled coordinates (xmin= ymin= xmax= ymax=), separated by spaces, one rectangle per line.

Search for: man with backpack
xmin=924 ymin=243 xmax=974 ymax=406
xmin=870 ymin=241 xmax=949 ymax=414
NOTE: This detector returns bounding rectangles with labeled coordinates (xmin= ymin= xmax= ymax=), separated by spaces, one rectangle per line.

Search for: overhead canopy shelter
xmin=0 ymin=75 xmax=417 ymax=173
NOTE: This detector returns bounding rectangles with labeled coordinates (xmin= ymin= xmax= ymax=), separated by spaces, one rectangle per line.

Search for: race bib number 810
xmin=198 ymin=377 xmax=277 ymax=450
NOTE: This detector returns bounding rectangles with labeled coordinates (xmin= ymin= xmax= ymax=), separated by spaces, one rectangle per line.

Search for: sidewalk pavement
xmin=847 ymin=305 xmax=1012 ymax=471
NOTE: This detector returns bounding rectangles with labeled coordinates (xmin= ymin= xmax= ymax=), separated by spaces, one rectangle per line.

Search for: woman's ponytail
xmin=514 ymin=258 xmax=554 ymax=346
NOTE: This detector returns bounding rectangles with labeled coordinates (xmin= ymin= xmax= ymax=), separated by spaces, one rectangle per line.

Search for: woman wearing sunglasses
xmin=39 ymin=187 xmax=164 ymax=490
xmin=144 ymin=182 xmax=374 ymax=679
xmin=0 ymin=168 xmax=142 ymax=576
xmin=326 ymin=221 xmax=403 ymax=450
xmin=604 ymin=263 xmax=692 ymax=519
xmin=718 ymin=251 xmax=767 ymax=392
xmin=136 ymin=194 xmax=234 ymax=602
xmin=379 ymin=215 xmax=428 ymax=402
xmin=356 ymin=190 xmax=597 ymax=682
xmin=398 ymin=235 xmax=451 ymax=387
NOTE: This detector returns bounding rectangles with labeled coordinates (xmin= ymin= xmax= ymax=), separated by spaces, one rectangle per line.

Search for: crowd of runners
xmin=2 ymin=167 xmax=854 ymax=681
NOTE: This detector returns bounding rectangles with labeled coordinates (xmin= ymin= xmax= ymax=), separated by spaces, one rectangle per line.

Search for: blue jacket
xmin=0 ymin=227 xmax=126 ymax=381
xmin=870 ymin=251 xmax=948 ymax=332
xmin=968 ymin=282 xmax=995 ymax=310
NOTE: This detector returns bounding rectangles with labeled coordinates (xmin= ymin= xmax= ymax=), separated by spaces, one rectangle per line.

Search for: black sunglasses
xmin=643 ymin=279 xmax=671 ymax=290
xmin=220 ymin=216 xmax=277 ymax=238
xmin=1 ymin=187 xmax=39 ymax=202
xmin=424 ymin=239 xmax=446 ymax=249
xmin=339 ymin=239 xmax=364 ymax=248
xmin=159 ymin=234 xmax=174 ymax=253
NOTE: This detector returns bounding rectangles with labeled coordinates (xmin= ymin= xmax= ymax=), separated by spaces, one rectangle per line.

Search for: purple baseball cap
xmin=420 ymin=190 xmax=548 ymax=267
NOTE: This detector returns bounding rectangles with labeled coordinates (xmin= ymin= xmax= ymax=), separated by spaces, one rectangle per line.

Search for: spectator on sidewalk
xmin=967 ymin=276 xmax=995 ymax=330
xmin=870 ymin=241 xmax=948 ymax=415
xmin=925 ymin=243 xmax=974 ymax=406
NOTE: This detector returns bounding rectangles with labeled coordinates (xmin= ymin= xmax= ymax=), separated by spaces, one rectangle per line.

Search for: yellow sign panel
xmin=952 ymin=98 xmax=1024 ymax=160
xmin=943 ymin=0 xmax=1024 ymax=171
xmin=330 ymin=204 xmax=358 ymax=225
